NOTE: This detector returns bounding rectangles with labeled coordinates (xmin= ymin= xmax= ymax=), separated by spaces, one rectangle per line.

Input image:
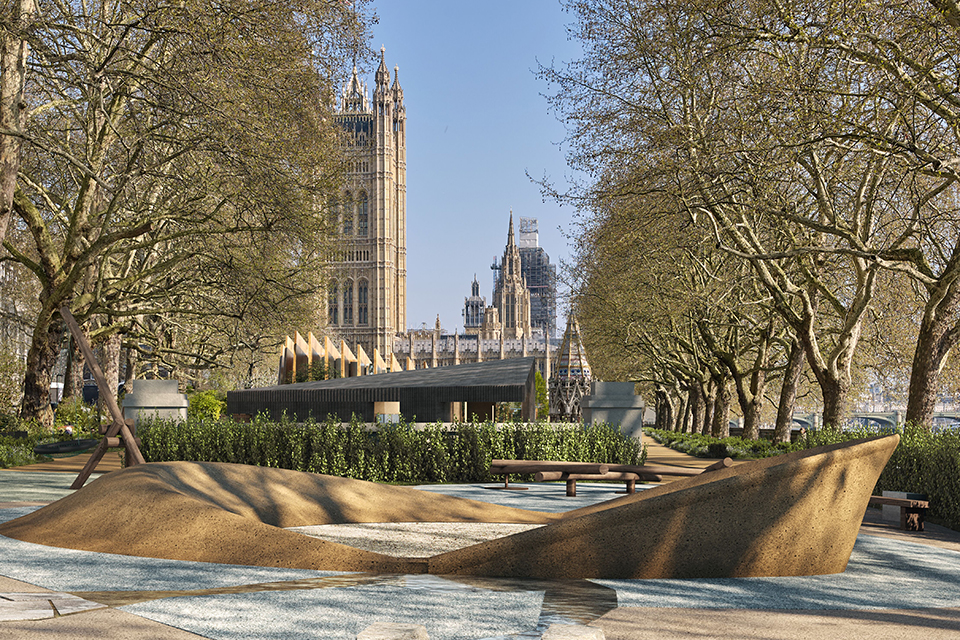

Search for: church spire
xmin=507 ymin=211 xmax=515 ymax=247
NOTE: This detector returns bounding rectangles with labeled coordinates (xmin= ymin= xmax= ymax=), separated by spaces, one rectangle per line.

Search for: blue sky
xmin=368 ymin=1 xmax=583 ymax=334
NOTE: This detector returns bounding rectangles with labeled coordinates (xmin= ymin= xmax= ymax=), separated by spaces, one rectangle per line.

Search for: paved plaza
xmin=0 ymin=445 xmax=958 ymax=639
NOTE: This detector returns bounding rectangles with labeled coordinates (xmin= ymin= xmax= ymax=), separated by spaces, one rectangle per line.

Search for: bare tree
xmin=543 ymin=0 xmax=957 ymax=427
xmin=3 ymin=0 xmax=371 ymax=427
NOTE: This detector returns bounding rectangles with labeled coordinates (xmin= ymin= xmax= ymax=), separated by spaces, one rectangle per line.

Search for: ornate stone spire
xmin=375 ymin=45 xmax=390 ymax=91
xmin=553 ymin=315 xmax=592 ymax=381
xmin=341 ymin=64 xmax=369 ymax=113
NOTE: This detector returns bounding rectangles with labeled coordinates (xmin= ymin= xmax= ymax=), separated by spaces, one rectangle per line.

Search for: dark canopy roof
xmin=227 ymin=357 xmax=537 ymax=422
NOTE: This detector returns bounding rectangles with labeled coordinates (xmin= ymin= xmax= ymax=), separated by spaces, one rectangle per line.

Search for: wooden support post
xmin=60 ymin=307 xmax=147 ymax=489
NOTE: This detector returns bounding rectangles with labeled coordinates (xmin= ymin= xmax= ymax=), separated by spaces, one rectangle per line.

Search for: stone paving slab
xmin=595 ymin=534 xmax=960 ymax=610
xmin=1 ymin=465 xmax=959 ymax=639
xmin=0 ymin=592 xmax=106 ymax=621
xmin=0 ymin=470 xmax=96 ymax=503
xmin=592 ymin=606 xmax=960 ymax=640
xmin=0 ymin=606 xmax=210 ymax=639
xmin=121 ymin=582 xmax=546 ymax=640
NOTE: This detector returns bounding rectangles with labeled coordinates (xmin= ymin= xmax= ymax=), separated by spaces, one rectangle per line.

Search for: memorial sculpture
xmin=0 ymin=435 xmax=898 ymax=580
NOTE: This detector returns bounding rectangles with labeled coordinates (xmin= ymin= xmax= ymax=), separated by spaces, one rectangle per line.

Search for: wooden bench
xmin=489 ymin=458 xmax=733 ymax=495
xmin=868 ymin=495 xmax=929 ymax=531
xmin=535 ymin=471 xmax=647 ymax=496
xmin=488 ymin=460 xmax=610 ymax=490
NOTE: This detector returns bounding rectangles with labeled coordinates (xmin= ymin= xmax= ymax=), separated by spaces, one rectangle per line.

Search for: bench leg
xmin=625 ymin=479 xmax=635 ymax=494
xmin=566 ymin=479 xmax=577 ymax=497
xmin=902 ymin=507 xmax=925 ymax=531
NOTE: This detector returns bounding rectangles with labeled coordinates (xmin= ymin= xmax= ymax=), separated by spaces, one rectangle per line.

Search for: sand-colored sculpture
xmin=430 ymin=434 xmax=899 ymax=579
xmin=0 ymin=435 xmax=898 ymax=580
xmin=0 ymin=462 xmax=556 ymax=573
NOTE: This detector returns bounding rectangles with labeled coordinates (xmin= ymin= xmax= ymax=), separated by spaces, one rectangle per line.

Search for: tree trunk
xmin=679 ymin=392 xmax=691 ymax=433
xmin=124 ymin=346 xmax=138 ymax=391
xmin=797 ymin=317 xmax=852 ymax=428
xmin=711 ymin=375 xmax=731 ymax=438
xmin=19 ymin=304 xmax=63 ymax=429
xmin=99 ymin=332 xmax=121 ymax=413
xmin=689 ymin=383 xmax=704 ymax=436
xmin=774 ymin=338 xmax=805 ymax=442
xmin=740 ymin=394 xmax=761 ymax=440
xmin=702 ymin=379 xmax=716 ymax=435
xmin=655 ymin=385 xmax=671 ymax=430
xmin=731 ymin=368 xmax=765 ymax=440
xmin=62 ymin=334 xmax=85 ymax=400
xmin=0 ymin=0 xmax=35 ymax=245
xmin=905 ymin=288 xmax=960 ymax=427
xmin=819 ymin=375 xmax=849 ymax=429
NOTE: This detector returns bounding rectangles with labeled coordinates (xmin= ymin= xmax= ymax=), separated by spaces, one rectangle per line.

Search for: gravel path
xmin=289 ymin=522 xmax=544 ymax=557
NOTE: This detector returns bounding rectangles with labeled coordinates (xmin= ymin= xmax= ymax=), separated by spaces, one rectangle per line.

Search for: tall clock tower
xmin=327 ymin=48 xmax=407 ymax=357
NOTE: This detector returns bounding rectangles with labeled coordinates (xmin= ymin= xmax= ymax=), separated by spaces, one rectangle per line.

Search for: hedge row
xmin=645 ymin=429 xmax=798 ymax=459
xmin=649 ymin=426 xmax=960 ymax=531
xmin=138 ymin=416 xmax=647 ymax=484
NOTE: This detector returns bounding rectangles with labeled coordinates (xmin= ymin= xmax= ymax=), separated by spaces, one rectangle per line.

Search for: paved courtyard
xmin=0 ymin=445 xmax=958 ymax=639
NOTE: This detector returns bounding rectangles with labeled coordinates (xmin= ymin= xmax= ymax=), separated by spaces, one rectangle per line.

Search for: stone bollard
xmin=356 ymin=621 xmax=429 ymax=640
xmin=541 ymin=623 xmax=606 ymax=640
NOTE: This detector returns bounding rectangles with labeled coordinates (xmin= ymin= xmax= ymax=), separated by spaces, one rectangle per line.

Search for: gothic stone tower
xmin=328 ymin=48 xmax=407 ymax=357
xmin=492 ymin=213 xmax=532 ymax=340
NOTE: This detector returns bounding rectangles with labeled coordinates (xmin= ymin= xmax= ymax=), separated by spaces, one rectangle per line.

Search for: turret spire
xmin=375 ymin=45 xmax=390 ymax=91
xmin=507 ymin=211 xmax=515 ymax=246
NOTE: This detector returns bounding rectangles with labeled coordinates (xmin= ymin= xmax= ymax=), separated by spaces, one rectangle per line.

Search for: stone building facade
xmin=491 ymin=214 xmax=532 ymax=340
xmin=326 ymin=48 xmax=407 ymax=358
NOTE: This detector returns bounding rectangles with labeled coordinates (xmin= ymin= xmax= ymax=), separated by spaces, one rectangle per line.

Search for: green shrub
xmin=0 ymin=414 xmax=53 ymax=468
xmin=138 ymin=416 xmax=645 ymax=484
xmin=54 ymin=396 xmax=97 ymax=436
xmin=187 ymin=390 xmax=226 ymax=422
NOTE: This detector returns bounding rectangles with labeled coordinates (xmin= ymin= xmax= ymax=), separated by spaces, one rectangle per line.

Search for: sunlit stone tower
xmin=327 ymin=48 xmax=407 ymax=357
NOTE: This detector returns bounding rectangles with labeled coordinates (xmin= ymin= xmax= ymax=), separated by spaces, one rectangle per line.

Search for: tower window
xmin=358 ymin=193 xmax=369 ymax=237
xmin=343 ymin=282 xmax=354 ymax=325
xmin=328 ymin=283 xmax=338 ymax=325
xmin=358 ymin=281 xmax=369 ymax=325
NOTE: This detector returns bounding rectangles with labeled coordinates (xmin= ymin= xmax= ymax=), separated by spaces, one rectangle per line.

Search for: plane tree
xmin=733 ymin=0 xmax=960 ymax=426
xmin=543 ymin=0 xmax=946 ymax=427
xmin=1 ymin=0 xmax=370 ymax=427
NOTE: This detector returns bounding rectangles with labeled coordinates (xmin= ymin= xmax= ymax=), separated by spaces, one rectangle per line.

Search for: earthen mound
xmin=0 ymin=461 xmax=557 ymax=572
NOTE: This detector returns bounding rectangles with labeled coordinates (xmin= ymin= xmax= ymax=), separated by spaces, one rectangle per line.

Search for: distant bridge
xmin=792 ymin=411 xmax=960 ymax=430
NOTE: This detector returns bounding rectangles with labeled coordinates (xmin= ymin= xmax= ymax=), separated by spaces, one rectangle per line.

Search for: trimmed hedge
xmin=138 ymin=415 xmax=646 ymax=484
xmin=646 ymin=428 xmax=799 ymax=459
xmin=648 ymin=426 xmax=960 ymax=531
